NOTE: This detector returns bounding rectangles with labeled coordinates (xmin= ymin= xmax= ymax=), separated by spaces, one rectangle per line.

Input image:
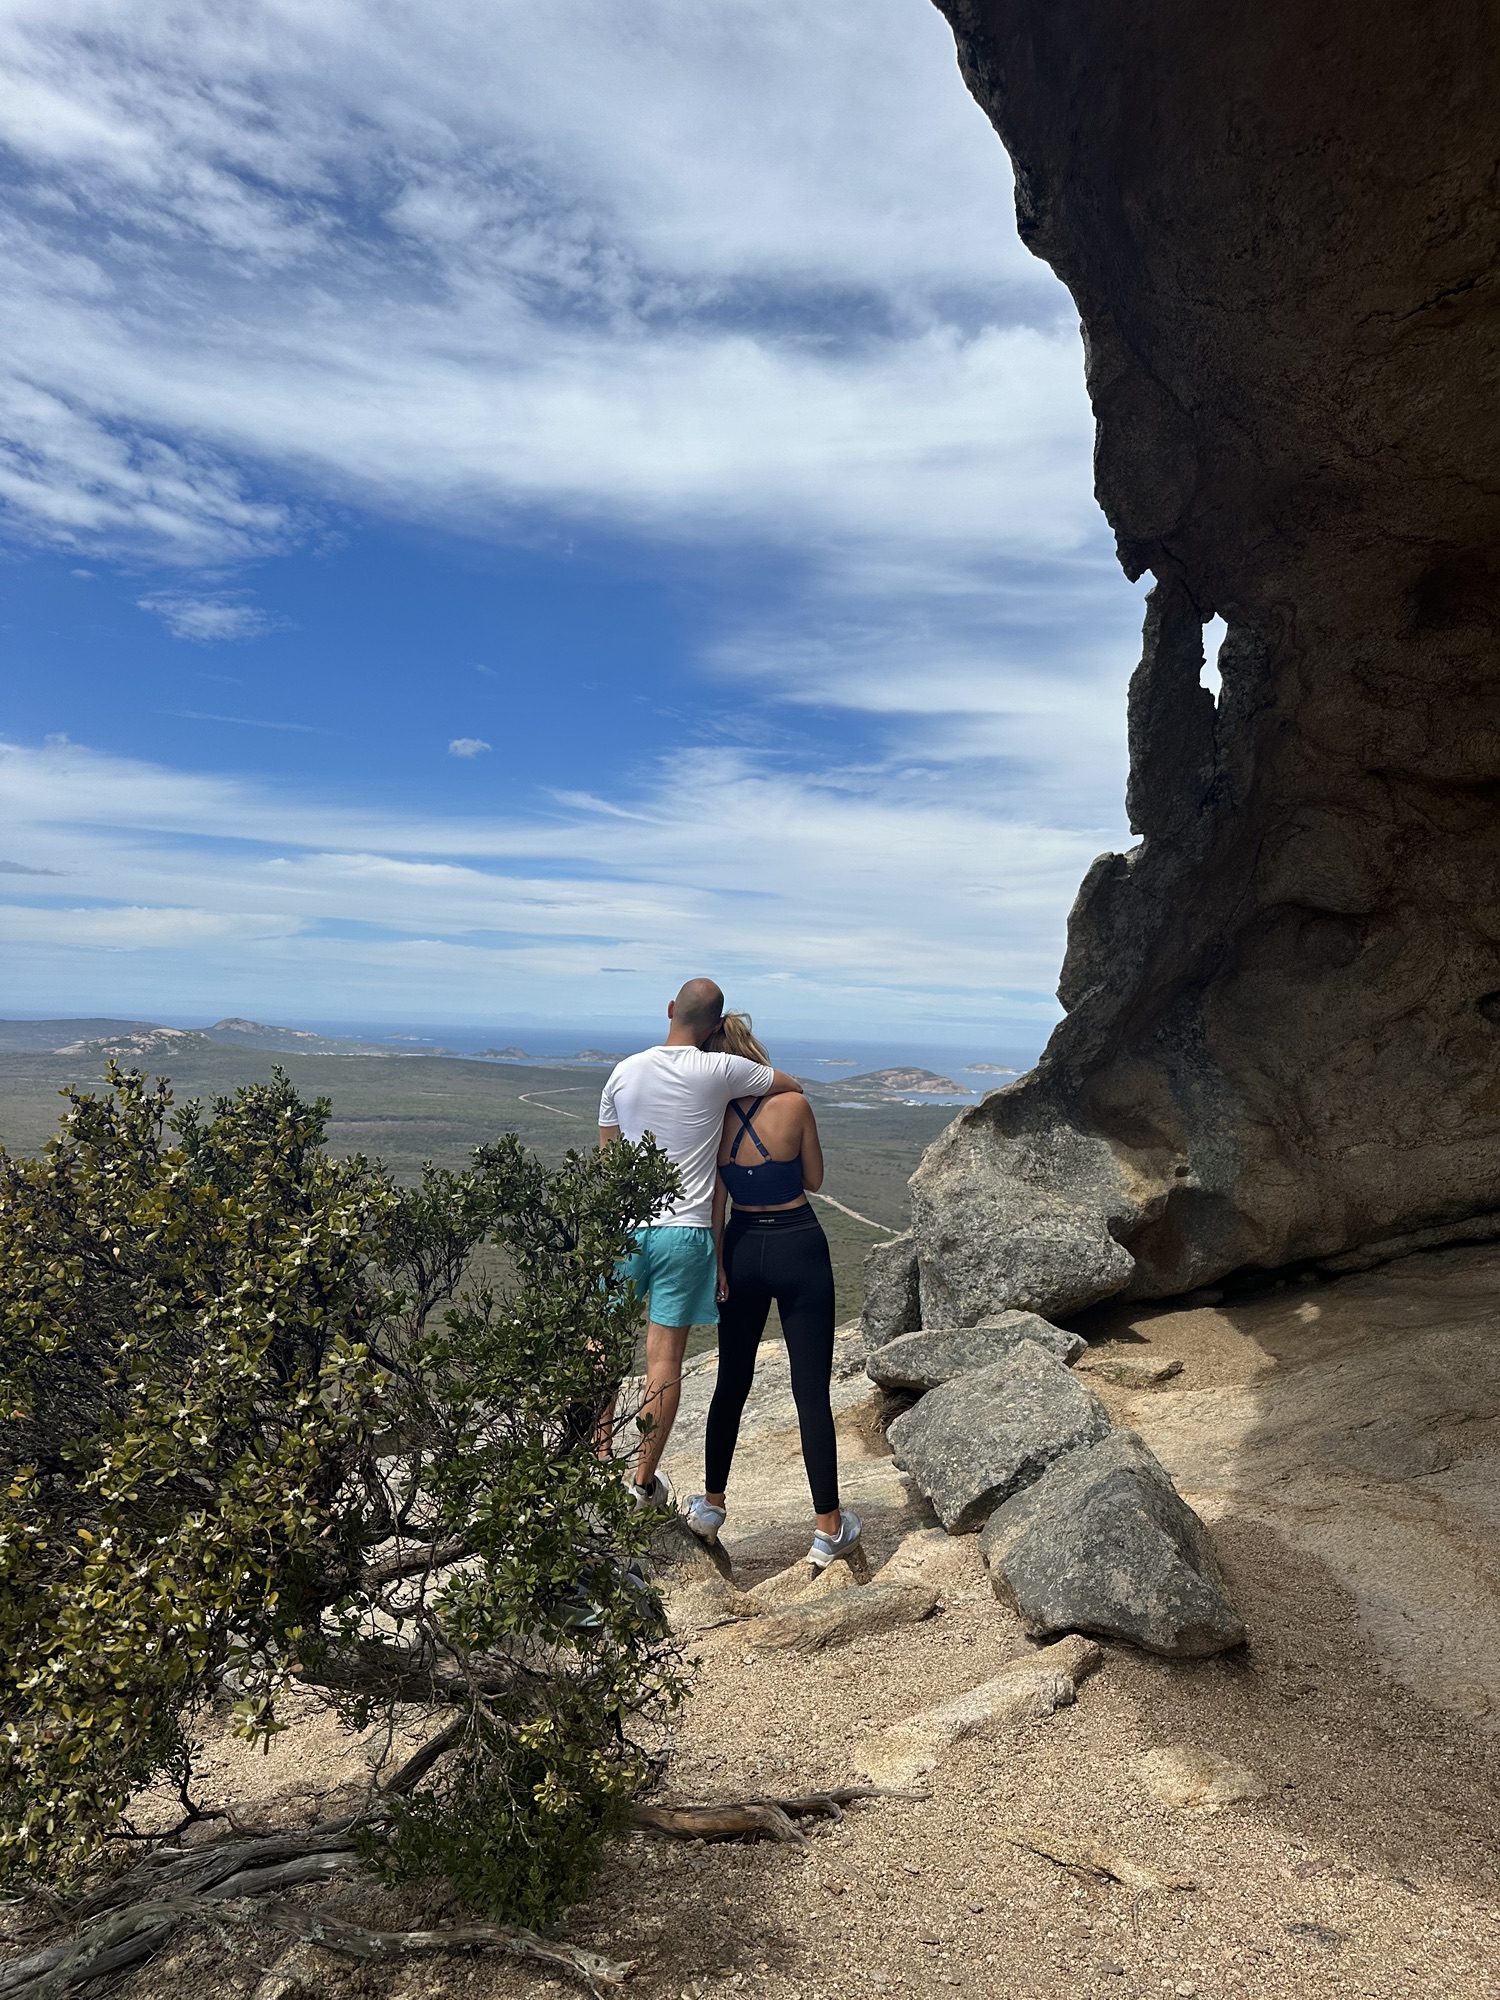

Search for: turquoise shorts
xmin=617 ymin=1225 xmax=718 ymax=1328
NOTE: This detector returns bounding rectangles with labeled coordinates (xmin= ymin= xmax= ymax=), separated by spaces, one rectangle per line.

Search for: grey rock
xmin=886 ymin=1342 xmax=1111 ymax=1533
xmin=901 ymin=4 xmax=1500 ymax=1324
xmin=867 ymin=1311 xmax=1084 ymax=1391
xmin=979 ymin=1429 xmax=1245 ymax=1658
xmin=861 ymin=1231 xmax=920 ymax=1347
xmin=646 ymin=1511 xmax=734 ymax=1585
xmin=973 ymin=1310 xmax=1086 ymax=1365
xmin=832 ymin=1319 xmax=874 ymax=1380
xmin=911 ymin=1088 xmax=1139 ymax=1330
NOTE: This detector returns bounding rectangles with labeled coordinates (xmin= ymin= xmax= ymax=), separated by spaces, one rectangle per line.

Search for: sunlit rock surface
xmin=915 ymin=0 xmax=1500 ymax=1316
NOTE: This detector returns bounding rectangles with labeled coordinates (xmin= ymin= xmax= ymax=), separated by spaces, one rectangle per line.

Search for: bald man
xmin=599 ymin=978 xmax=804 ymax=1507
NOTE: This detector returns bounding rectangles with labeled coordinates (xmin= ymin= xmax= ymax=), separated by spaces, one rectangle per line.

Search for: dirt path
xmin=102 ymin=1248 xmax=1500 ymax=2000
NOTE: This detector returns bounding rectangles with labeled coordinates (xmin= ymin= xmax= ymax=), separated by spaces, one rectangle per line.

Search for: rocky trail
xmin=56 ymin=1245 xmax=1500 ymax=2000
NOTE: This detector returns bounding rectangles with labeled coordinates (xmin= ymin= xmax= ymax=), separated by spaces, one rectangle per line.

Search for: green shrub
xmin=0 ymin=1064 xmax=683 ymax=1923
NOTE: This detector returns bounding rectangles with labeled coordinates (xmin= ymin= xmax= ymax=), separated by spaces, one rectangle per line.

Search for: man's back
xmin=600 ymin=1044 xmax=774 ymax=1227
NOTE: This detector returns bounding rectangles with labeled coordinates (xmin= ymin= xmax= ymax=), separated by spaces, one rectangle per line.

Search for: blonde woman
xmin=682 ymin=1013 xmax=860 ymax=1568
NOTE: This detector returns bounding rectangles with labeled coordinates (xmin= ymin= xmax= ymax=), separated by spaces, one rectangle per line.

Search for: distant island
xmin=966 ymin=1062 xmax=1019 ymax=1075
xmin=475 ymin=1046 xmax=528 ymax=1059
xmin=842 ymin=1067 xmax=965 ymax=1096
xmin=211 ymin=1017 xmax=319 ymax=1043
xmin=52 ymin=1025 xmax=215 ymax=1060
xmin=817 ymin=1057 xmax=858 ymax=1066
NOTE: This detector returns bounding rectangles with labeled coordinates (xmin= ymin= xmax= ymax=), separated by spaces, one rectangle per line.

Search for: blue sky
xmin=0 ymin=0 xmax=1144 ymax=1044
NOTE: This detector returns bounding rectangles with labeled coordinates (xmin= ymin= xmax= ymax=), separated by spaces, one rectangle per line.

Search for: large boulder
xmin=886 ymin=1342 xmax=1111 ymax=1533
xmin=906 ymin=1 xmax=1500 ymax=1319
xmin=979 ymin=1428 xmax=1245 ymax=1657
xmin=860 ymin=1231 xmax=921 ymax=1347
xmin=866 ymin=1310 xmax=1083 ymax=1391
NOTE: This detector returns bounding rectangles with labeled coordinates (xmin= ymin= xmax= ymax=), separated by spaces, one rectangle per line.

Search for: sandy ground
xmin=88 ymin=1244 xmax=1500 ymax=1999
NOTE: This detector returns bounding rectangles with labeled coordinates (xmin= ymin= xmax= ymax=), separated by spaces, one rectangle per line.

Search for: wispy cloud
xmin=169 ymin=711 xmax=325 ymax=734
xmin=138 ymin=592 xmax=280 ymax=641
xmin=0 ymin=734 xmax=1121 ymax=1032
xmin=0 ymin=1 xmax=1142 ymax=1037
xmin=0 ymin=0 xmax=1085 ymax=572
xmin=0 ymin=377 xmax=291 ymax=563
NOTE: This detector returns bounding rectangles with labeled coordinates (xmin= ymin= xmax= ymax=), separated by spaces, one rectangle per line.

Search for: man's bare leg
xmin=595 ymin=1388 xmax=620 ymax=1459
xmin=634 ymin=1321 xmax=690 ymax=1491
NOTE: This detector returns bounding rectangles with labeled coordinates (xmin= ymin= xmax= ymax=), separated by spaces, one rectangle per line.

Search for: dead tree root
xmin=0 ymin=1784 xmax=928 ymax=1998
xmin=631 ymin=1785 xmax=929 ymax=1846
xmin=0 ymin=1893 xmax=633 ymax=2000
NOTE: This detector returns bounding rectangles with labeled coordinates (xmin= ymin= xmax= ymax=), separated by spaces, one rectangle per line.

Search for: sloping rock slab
xmin=662 ymin=1577 xmax=755 ymax=1637
xmin=886 ymin=1343 xmax=1111 ymax=1532
xmin=1134 ymin=1743 xmax=1267 ymax=1810
xmin=858 ymin=1634 xmax=1102 ymax=1785
xmin=872 ymin=1527 xmax=987 ymax=1597
xmin=1077 ymin=1351 xmax=1183 ymax=1388
xmin=980 ymin=1429 xmax=1245 ymax=1658
xmin=745 ymin=1557 xmax=862 ymax=1611
xmin=867 ymin=1311 xmax=1083 ymax=1391
xmin=734 ymin=1581 xmax=939 ymax=1655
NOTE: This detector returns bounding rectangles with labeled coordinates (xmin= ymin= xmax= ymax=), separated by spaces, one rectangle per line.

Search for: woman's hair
xmin=705 ymin=1009 xmax=770 ymax=1066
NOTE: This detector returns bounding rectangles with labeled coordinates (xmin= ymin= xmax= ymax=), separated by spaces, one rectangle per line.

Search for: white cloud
xmin=0 ymin=734 xmax=1122 ymax=1033
xmin=138 ymin=592 xmax=278 ymax=641
xmin=0 ymin=0 xmax=1089 ymax=568
xmin=0 ymin=376 xmax=291 ymax=562
xmin=0 ymin=2 xmax=1145 ymax=1039
xmin=0 ymin=902 xmax=299 ymax=947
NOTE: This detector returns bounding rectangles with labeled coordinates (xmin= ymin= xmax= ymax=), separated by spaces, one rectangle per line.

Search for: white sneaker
xmin=683 ymin=1494 xmax=728 ymax=1545
xmin=809 ymin=1506 xmax=861 ymax=1570
xmin=630 ymin=1471 xmax=675 ymax=1512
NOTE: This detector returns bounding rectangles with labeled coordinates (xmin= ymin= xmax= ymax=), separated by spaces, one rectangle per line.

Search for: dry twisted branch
xmin=0 ymin=1892 xmax=633 ymax=2000
xmin=631 ymin=1785 xmax=928 ymax=1846
xmin=0 ymin=1782 xmax=928 ymax=1999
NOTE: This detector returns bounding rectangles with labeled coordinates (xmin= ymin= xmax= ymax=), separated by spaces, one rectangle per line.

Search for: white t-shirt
xmin=599 ymin=1045 xmax=777 ymax=1228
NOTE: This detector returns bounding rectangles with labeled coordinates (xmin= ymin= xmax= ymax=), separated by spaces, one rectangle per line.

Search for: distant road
xmin=517 ymin=1088 xmax=589 ymax=1120
xmin=811 ymin=1190 xmax=898 ymax=1235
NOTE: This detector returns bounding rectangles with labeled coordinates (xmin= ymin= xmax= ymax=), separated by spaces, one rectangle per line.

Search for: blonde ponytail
xmin=705 ymin=1009 xmax=770 ymax=1066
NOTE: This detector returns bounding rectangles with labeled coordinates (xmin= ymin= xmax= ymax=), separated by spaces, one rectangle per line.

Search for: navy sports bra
xmin=718 ymin=1097 xmax=805 ymax=1206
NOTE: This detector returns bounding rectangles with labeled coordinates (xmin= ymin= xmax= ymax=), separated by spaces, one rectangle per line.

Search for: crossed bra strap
xmin=728 ymin=1095 xmax=771 ymax=1164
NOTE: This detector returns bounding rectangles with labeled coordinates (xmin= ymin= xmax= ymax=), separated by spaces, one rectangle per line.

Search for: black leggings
xmin=705 ymin=1204 xmax=839 ymax=1515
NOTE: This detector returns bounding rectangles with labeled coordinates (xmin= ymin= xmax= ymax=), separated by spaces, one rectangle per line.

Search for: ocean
xmin=295 ymin=1019 xmax=1046 ymax=1106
